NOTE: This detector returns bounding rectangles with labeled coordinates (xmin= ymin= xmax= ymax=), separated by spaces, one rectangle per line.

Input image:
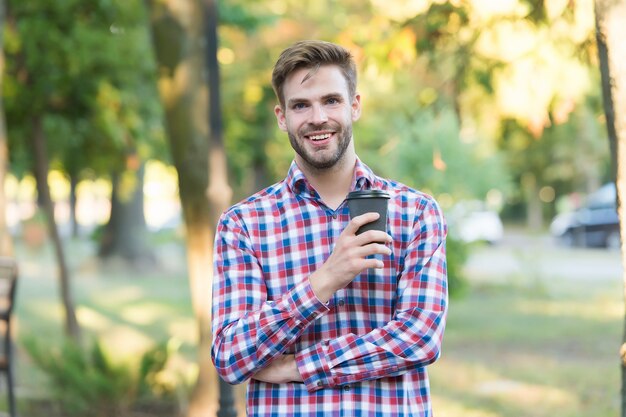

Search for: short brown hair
xmin=271 ymin=40 xmax=357 ymax=108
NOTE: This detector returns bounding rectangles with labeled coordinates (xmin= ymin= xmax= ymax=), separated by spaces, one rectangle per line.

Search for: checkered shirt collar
xmin=286 ymin=158 xmax=377 ymax=199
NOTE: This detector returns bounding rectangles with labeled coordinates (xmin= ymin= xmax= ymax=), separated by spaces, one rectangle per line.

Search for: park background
xmin=0 ymin=0 xmax=625 ymax=416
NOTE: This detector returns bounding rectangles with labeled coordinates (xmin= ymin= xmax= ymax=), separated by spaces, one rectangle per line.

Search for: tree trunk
xmin=204 ymin=2 xmax=235 ymax=417
xmin=522 ymin=172 xmax=543 ymax=231
xmin=31 ymin=115 xmax=81 ymax=343
xmin=98 ymin=162 xmax=156 ymax=269
xmin=595 ymin=1 xmax=626 ymax=415
xmin=69 ymin=172 xmax=79 ymax=238
xmin=0 ymin=0 xmax=13 ymax=257
xmin=145 ymin=0 xmax=232 ymax=415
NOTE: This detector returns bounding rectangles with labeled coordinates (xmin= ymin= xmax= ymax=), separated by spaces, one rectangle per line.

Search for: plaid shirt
xmin=212 ymin=159 xmax=448 ymax=417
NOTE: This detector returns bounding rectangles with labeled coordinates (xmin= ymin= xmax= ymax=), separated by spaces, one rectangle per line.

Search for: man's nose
xmin=310 ymin=103 xmax=328 ymax=124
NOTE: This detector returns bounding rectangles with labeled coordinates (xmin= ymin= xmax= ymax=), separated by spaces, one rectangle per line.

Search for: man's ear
xmin=351 ymin=93 xmax=362 ymax=122
xmin=275 ymin=104 xmax=287 ymax=131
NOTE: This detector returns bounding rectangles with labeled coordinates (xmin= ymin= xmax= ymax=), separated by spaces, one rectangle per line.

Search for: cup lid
xmin=346 ymin=190 xmax=390 ymax=199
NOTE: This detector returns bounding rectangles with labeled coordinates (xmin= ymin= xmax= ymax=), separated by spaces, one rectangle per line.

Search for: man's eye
xmin=293 ymin=103 xmax=307 ymax=110
xmin=326 ymin=98 xmax=339 ymax=105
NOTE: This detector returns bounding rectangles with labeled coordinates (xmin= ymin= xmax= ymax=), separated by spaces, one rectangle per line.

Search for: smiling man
xmin=211 ymin=40 xmax=448 ymax=417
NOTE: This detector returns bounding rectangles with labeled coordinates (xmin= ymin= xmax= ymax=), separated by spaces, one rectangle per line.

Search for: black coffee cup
xmin=346 ymin=190 xmax=390 ymax=235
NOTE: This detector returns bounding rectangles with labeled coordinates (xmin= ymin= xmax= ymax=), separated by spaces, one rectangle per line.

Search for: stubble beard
xmin=288 ymin=123 xmax=353 ymax=171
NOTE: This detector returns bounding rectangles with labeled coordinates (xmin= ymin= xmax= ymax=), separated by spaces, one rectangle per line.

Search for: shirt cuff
xmin=282 ymin=279 xmax=329 ymax=329
xmin=295 ymin=340 xmax=334 ymax=392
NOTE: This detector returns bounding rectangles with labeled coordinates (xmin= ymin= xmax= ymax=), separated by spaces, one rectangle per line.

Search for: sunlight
xmin=370 ymin=0 xmax=429 ymax=21
xmin=77 ymin=306 xmax=113 ymax=332
xmin=144 ymin=161 xmax=180 ymax=230
xmin=475 ymin=20 xmax=536 ymax=63
xmin=267 ymin=0 xmax=287 ymax=15
xmin=471 ymin=0 xmax=527 ymax=21
xmin=100 ymin=325 xmax=155 ymax=360
xmin=217 ymin=47 xmax=235 ymax=65
xmin=99 ymin=285 xmax=146 ymax=305
xmin=119 ymin=304 xmax=167 ymax=326
xmin=167 ymin=319 xmax=197 ymax=345
xmin=3 ymin=161 xmax=182 ymax=234
xmin=516 ymin=298 xmax=623 ymax=321
xmin=431 ymin=356 xmax=579 ymax=413
xmin=475 ymin=378 xmax=574 ymax=409
xmin=27 ymin=301 xmax=64 ymax=324
xmin=76 ymin=178 xmax=111 ymax=227
xmin=431 ymin=394 xmax=500 ymax=417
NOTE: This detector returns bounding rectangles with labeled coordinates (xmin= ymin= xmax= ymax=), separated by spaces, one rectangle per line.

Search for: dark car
xmin=550 ymin=183 xmax=620 ymax=249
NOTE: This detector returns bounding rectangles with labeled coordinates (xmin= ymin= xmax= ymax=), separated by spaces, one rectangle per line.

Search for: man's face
xmin=274 ymin=65 xmax=361 ymax=171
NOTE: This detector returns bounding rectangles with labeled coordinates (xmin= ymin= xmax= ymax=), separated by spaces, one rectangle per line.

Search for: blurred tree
xmin=3 ymin=0 xmax=164 ymax=266
xmin=204 ymin=1 xmax=237 ymax=415
xmin=98 ymin=160 xmax=156 ymax=267
xmin=4 ymin=0 xmax=166 ymax=339
xmin=217 ymin=0 xmax=280 ymax=199
xmin=4 ymin=0 xmax=81 ymax=340
xmin=0 ymin=0 xmax=12 ymax=256
xmin=145 ymin=0 xmax=232 ymax=415
xmin=396 ymin=1 xmax=602 ymax=227
xmin=595 ymin=0 xmax=626 ymax=414
xmin=31 ymin=114 xmax=81 ymax=341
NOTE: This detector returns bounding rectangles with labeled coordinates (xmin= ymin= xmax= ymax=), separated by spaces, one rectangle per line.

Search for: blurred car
xmin=448 ymin=200 xmax=504 ymax=244
xmin=550 ymin=183 xmax=620 ymax=249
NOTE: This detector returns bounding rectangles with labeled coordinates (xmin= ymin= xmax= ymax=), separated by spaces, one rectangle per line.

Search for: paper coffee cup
xmin=346 ymin=190 xmax=390 ymax=235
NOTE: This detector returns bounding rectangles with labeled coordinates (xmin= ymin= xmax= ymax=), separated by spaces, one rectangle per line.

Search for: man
xmin=212 ymin=40 xmax=448 ymax=416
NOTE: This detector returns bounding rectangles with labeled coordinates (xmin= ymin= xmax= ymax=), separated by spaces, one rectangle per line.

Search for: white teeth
xmin=309 ymin=133 xmax=331 ymax=141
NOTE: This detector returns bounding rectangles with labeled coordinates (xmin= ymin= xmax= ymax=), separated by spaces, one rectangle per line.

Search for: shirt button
xmin=317 ymin=382 xmax=323 ymax=387
xmin=343 ymin=385 xmax=351 ymax=391
xmin=337 ymin=299 xmax=345 ymax=307
xmin=332 ymin=213 xmax=338 ymax=219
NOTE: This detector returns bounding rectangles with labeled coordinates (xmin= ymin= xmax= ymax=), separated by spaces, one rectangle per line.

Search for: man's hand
xmin=310 ymin=212 xmax=392 ymax=303
xmin=252 ymin=354 xmax=303 ymax=384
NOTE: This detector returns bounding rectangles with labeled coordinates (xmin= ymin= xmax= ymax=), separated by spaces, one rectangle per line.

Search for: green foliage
xmin=3 ymin=0 xmax=165 ymax=179
xmin=410 ymin=1 xmax=471 ymax=56
xmin=445 ymin=236 xmax=469 ymax=298
xmin=23 ymin=337 xmax=178 ymax=417
xmin=499 ymin=97 xmax=609 ymax=219
xmin=358 ymin=103 xmax=512 ymax=202
xmin=219 ymin=0 xmax=277 ymax=32
xmin=137 ymin=340 xmax=175 ymax=399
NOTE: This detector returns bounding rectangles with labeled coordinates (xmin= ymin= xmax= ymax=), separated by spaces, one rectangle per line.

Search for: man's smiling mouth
xmin=307 ymin=133 xmax=332 ymax=141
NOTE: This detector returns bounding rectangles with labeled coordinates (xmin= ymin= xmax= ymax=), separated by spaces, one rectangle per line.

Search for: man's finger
xmin=344 ymin=212 xmax=380 ymax=234
xmin=355 ymin=230 xmax=392 ymax=246
xmin=361 ymin=258 xmax=385 ymax=269
xmin=357 ymin=242 xmax=392 ymax=257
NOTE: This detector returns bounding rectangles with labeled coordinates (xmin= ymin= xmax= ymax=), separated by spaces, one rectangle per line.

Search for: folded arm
xmin=295 ymin=199 xmax=448 ymax=391
xmin=211 ymin=211 xmax=391 ymax=385
xmin=210 ymin=213 xmax=328 ymax=384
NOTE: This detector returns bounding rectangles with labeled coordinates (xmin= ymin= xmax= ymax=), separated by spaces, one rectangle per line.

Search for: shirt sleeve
xmin=295 ymin=197 xmax=448 ymax=392
xmin=211 ymin=211 xmax=330 ymax=385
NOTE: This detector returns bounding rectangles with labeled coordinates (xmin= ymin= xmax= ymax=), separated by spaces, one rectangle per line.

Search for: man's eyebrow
xmin=321 ymin=93 xmax=344 ymax=101
xmin=286 ymin=97 xmax=310 ymax=107
xmin=286 ymin=93 xmax=345 ymax=108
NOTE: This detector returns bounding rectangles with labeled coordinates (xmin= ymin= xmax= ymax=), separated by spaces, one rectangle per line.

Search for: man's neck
xmin=297 ymin=154 xmax=356 ymax=211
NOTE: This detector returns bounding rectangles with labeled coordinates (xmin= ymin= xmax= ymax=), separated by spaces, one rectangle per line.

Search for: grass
xmin=3 ymin=231 xmax=624 ymax=416
xmin=431 ymin=241 xmax=623 ymax=417
xmin=10 ymin=237 xmax=201 ymax=415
